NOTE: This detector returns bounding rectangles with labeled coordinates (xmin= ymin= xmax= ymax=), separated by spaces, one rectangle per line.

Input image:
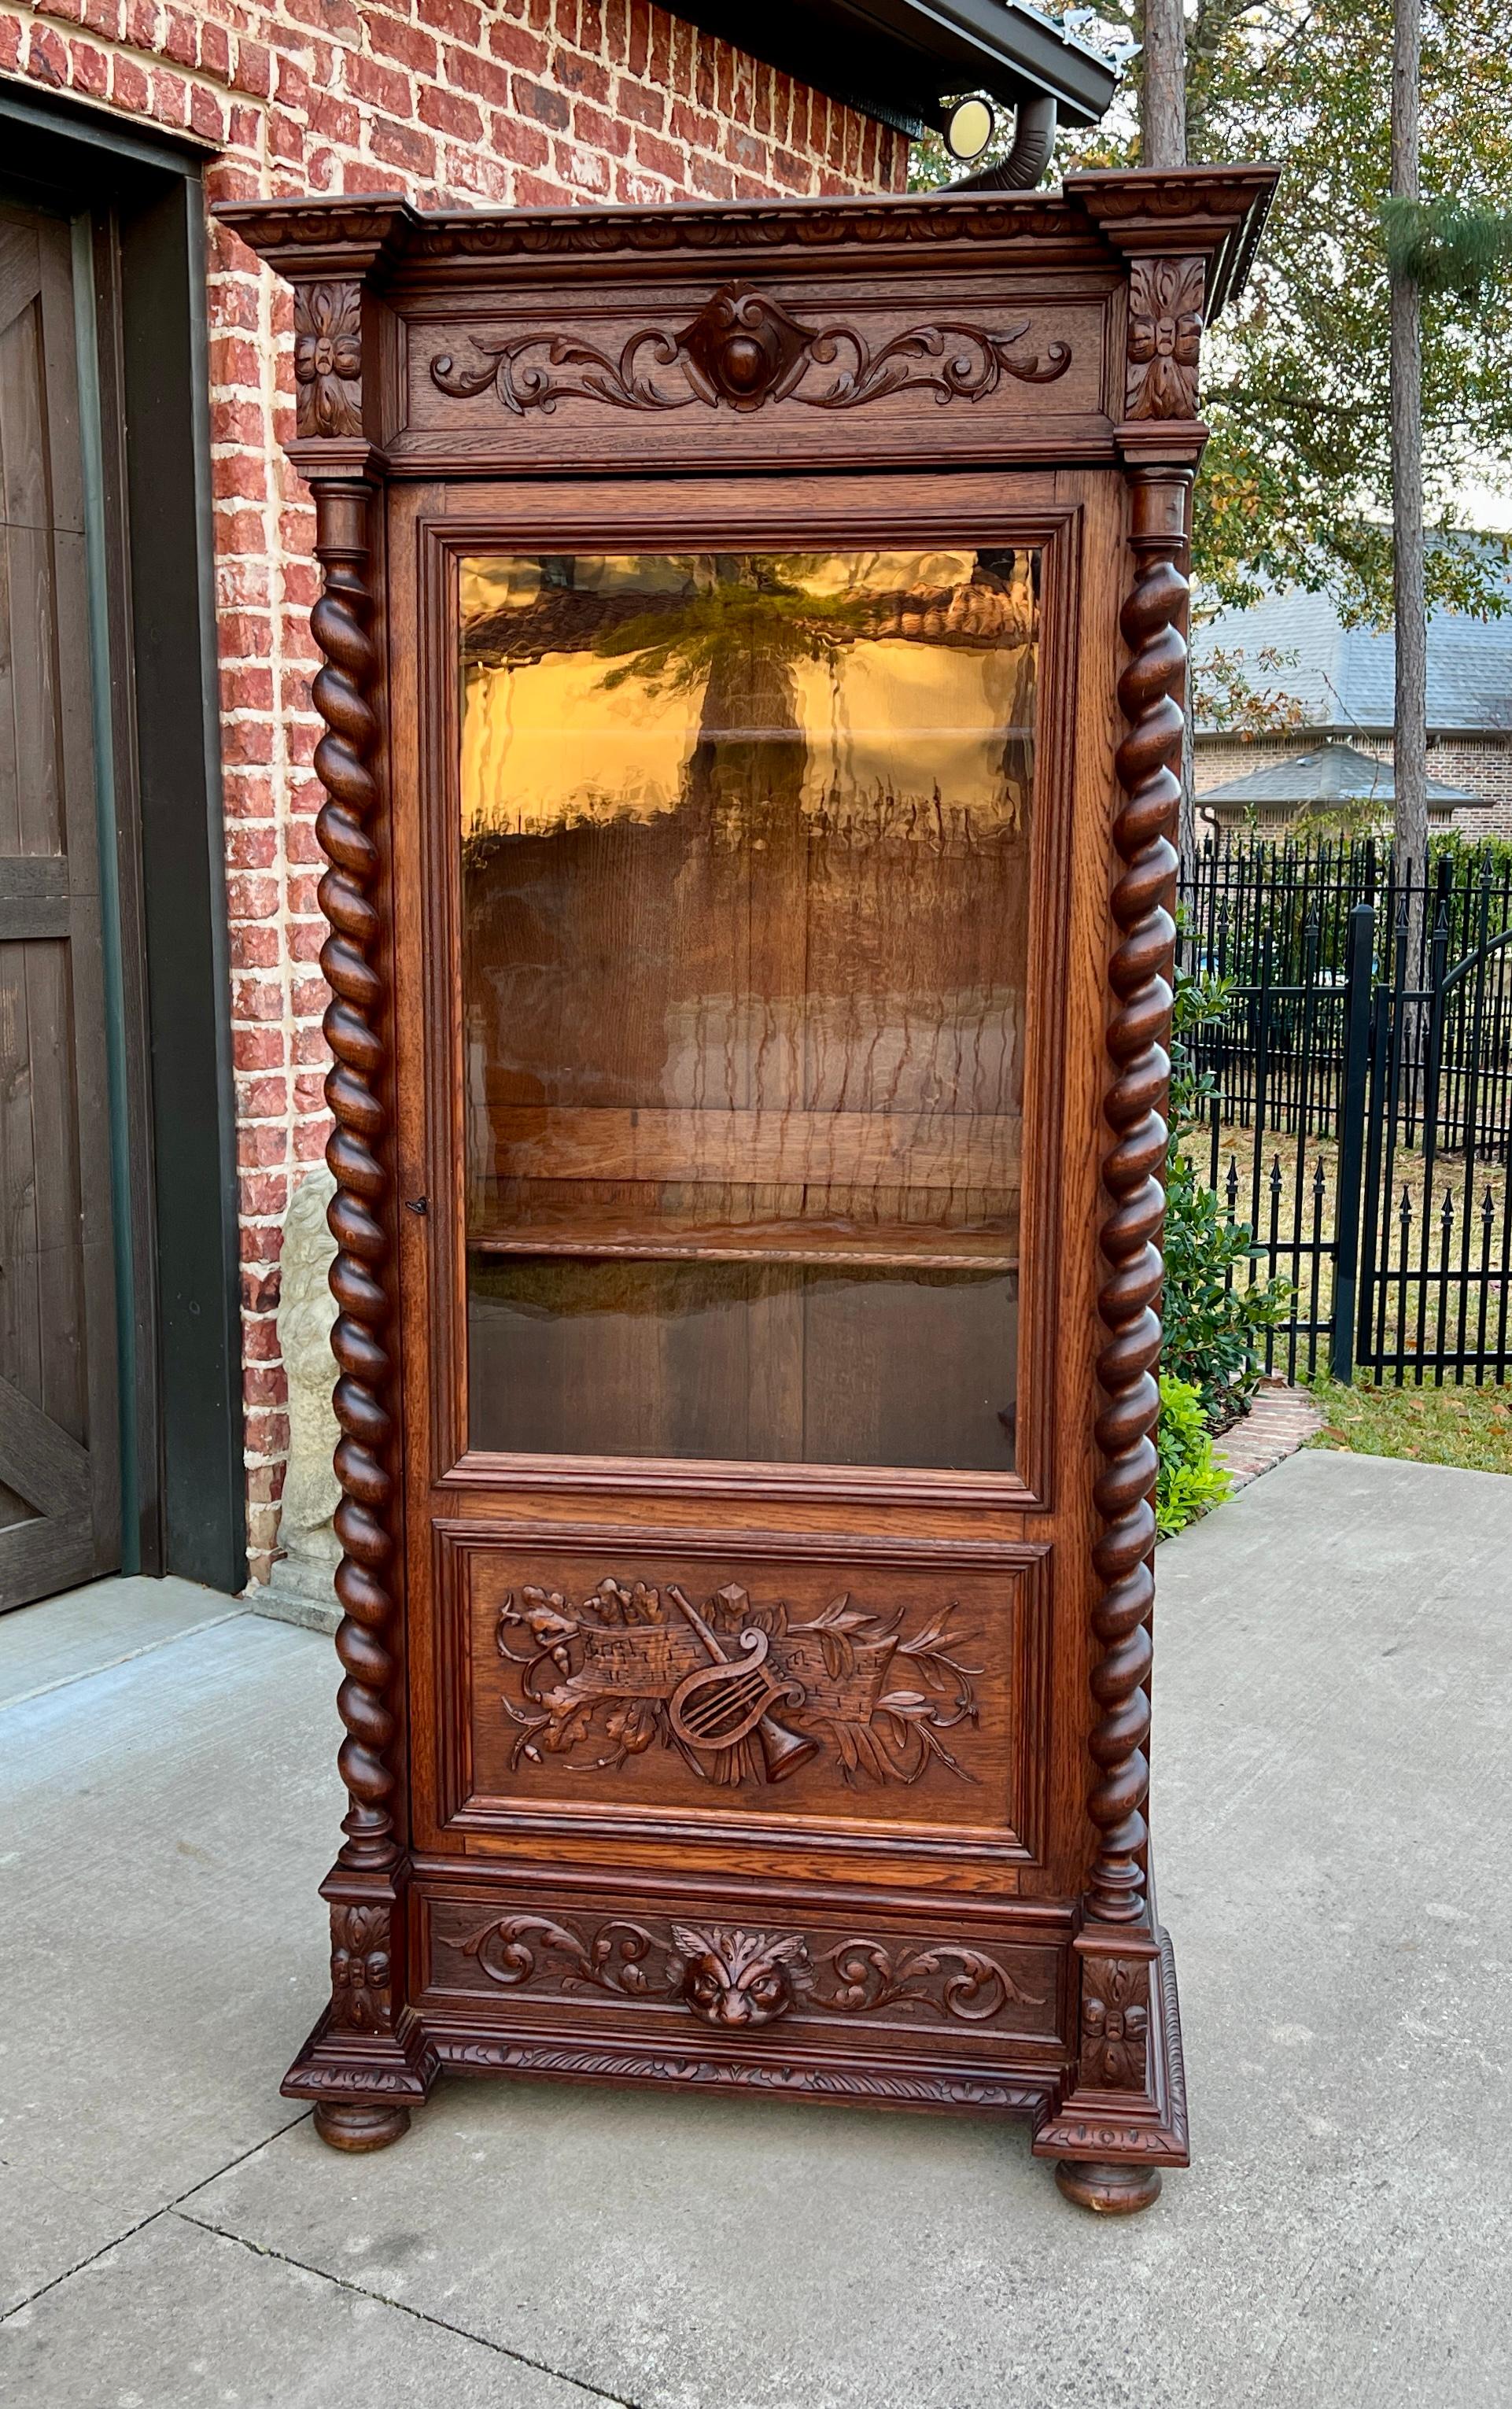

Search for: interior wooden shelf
xmin=482 ymin=1104 xmax=1023 ymax=1192
xmin=468 ymin=1216 xmax=1020 ymax=1273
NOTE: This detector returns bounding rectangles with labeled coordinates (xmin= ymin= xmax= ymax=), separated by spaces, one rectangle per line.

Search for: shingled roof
xmin=1193 ymin=552 xmax=1512 ymax=740
xmin=1201 ymin=740 xmax=1479 ymax=813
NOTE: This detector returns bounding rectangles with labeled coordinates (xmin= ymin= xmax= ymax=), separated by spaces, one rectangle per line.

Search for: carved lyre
xmin=665 ymin=1585 xmax=818 ymax=1780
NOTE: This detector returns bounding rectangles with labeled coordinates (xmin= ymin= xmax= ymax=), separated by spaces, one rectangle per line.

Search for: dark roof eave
xmin=666 ymin=1 xmax=1119 ymax=135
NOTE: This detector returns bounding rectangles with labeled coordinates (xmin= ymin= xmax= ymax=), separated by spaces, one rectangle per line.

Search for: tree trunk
xmin=1390 ymin=0 xmax=1428 ymax=979
xmin=1142 ymin=0 xmax=1189 ymax=170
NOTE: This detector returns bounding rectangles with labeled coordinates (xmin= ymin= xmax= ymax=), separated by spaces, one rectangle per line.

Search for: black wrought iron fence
xmin=1176 ymin=838 xmax=1512 ymax=1387
xmin=1182 ymin=836 xmax=1512 ymax=1149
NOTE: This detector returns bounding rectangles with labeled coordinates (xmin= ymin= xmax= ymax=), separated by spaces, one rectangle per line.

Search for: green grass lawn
xmin=1305 ymin=1377 xmax=1512 ymax=1474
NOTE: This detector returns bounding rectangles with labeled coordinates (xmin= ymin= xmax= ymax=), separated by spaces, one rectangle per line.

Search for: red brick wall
xmin=1196 ymin=734 xmax=1512 ymax=841
xmin=0 ymin=2 xmax=909 ymax=1584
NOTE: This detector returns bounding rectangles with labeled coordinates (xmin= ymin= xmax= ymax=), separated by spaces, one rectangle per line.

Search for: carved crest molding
xmin=430 ymin=280 xmax=1071 ymax=418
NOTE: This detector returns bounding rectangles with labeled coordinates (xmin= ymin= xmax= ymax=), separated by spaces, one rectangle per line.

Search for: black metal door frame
xmin=0 ymin=84 xmax=245 ymax=1593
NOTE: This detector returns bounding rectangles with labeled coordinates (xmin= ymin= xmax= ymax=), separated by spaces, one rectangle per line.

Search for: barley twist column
xmin=310 ymin=474 xmax=398 ymax=1876
xmin=1087 ymin=465 xmax=1191 ymax=1924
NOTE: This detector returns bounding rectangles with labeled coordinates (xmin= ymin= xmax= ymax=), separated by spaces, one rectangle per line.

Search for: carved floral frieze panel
xmin=442 ymin=1908 xmax=1053 ymax=2033
xmin=429 ymin=279 xmax=1071 ymax=418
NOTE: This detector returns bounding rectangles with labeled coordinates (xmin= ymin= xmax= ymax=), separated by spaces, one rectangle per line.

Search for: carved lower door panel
xmin=430 ymin=1528 xmax=1048 ymax=1865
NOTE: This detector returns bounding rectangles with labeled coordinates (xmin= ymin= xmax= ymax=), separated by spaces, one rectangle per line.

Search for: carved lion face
xmin=671 ymin=1926 xmax=809 ymax=2027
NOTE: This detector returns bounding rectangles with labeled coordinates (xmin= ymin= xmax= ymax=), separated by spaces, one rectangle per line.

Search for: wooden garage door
xmin=0 ymin=197 xmax=118 ymax=1608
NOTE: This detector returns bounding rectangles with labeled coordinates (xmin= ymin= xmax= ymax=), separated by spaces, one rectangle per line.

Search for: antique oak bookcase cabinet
xmin=226 ymin=162 xmax=1274 ymax=2214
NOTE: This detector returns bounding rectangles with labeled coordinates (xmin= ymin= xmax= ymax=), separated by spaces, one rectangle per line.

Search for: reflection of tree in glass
xmin=589 ymin=552 xmax=1036 ymax=829
xmin=592 ymin=554 xmax=870 ymax=823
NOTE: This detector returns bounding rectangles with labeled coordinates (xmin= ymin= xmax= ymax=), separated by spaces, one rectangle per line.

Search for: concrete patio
xmin=2 ymin=1447 xmax=1509 ymax=2407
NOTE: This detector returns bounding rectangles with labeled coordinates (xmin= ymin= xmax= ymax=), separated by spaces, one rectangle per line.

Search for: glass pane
xmin=460 ymin=549 xmax=1037 ymax=1470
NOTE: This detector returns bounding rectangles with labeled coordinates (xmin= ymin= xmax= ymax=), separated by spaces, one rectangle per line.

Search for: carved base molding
xmin=433 ymin=2030 xmax=1051 ymax=2116
xmin=283 ymin=2005 xmax=440 ymax=2105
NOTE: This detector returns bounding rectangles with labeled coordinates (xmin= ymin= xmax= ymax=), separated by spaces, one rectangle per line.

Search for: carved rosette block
xmin=293 ymin=282 xmax=363 ymax=437
xmin=1078 ymin=1953 xmax=1152 ymax=2090
xmin=1125 ymin=257 xmax=1204 ymax=421
xmin=1086 ymin=467 xmax=1191 ymax=1928
xmin=330 ymin=1902 xmax=393 ymax=2033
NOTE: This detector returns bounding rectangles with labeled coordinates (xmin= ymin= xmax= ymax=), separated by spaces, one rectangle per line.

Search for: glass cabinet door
xmin=459 ymin=548 xmax=1038 ymax=1471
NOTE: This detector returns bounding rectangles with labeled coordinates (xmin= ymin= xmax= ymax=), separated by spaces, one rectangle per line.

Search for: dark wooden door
xmin=0 ymin=197 xmax=119 ymax=1607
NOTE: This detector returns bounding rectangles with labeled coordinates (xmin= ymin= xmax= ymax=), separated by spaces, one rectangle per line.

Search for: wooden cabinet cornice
xmin=220 ymin=162 xmax=1275 ymax=2212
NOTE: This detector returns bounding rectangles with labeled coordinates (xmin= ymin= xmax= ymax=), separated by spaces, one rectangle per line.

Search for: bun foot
xmin=1054 ymin=2159 xmax=1163 ymax=2215
xmin=312 ymin=2099 xmax=411 ymax=2153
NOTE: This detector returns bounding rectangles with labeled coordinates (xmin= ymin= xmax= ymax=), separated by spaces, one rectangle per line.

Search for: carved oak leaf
xmin=293 ymin=282 xmax=363 ymax=437
xmin=1125 ymin=256 xmax=1204 ymax=421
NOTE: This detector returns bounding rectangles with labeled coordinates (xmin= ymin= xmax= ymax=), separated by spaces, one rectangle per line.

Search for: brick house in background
xmin=0 ymin=3 xmax=1100 ymax=1611
xmin=1193 ymin=555 xmax=1512 ymax=839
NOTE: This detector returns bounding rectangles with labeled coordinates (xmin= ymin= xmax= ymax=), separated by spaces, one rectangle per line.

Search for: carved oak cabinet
xmin=224 ymin=164 xmax=1275 ymax=2212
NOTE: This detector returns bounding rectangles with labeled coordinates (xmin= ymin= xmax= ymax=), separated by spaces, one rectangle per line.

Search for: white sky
xmin=1458 ymin=478 xmax=1512 ymax=533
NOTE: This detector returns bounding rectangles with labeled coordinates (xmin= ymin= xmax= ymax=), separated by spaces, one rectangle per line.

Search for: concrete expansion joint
xmin=168 ymin=2208 xmax=640 ymax=2408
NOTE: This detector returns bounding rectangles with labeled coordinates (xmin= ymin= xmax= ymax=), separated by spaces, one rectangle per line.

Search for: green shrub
xmin=1163 ymin=957 xmax=1291 ymax=1425
xmin=1156 ymin=1372 xmax=1234 ymax=1537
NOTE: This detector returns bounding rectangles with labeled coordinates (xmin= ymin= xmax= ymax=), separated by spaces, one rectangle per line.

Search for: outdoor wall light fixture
xmin=943 ymin=94 xmax=998 ymax=160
